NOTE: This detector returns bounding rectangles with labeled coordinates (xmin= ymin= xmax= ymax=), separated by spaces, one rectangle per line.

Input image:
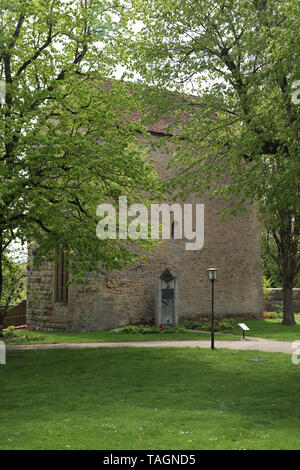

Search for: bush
xmin=218 ymin=318 xmax=239 ymax=331
xmin=163 ymin=325 xmax=186 ymax=334
xmin=3 ymin=326 xmax=45 ymax=342
xmin=183 ymin=317 xmax=238 ymax=332
xmin=183 ymin=321 xmax=199 ymax=330
xmin=4 ymin=325 xmax=16 ymax=337
xmin=198 ymin=321 xmax=212 ymax=331
xmin=140 ymin=326 xmax=161 ymax=334
xmin=118 ymin=324 xmax=187 ymax=335
xmin=118 ymin=326 xmax=141 ymax=334
xmin=263 ymin=312 xmax=278 ymax=319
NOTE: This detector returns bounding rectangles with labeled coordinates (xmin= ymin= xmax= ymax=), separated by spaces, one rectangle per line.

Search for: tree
xmin=119 ymin=0 xmax=300 ymax=324
xmin=0 ymin=0 xmax=159 ymax=331
xmin=261 ymin=216 xmax=300 ymax=288
xmin=0 ymin=247 xmax=26 ymax=333
xmin=261 ymin=229 xmax=283 ymax=288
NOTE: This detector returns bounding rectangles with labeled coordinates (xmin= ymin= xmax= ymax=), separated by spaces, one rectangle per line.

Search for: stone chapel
xmin=26 ymin=98 xmax=264 ymax=331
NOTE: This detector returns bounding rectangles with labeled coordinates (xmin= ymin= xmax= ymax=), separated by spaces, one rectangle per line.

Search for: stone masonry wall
xmin=27 ymin=134 xmax=264 ymax=331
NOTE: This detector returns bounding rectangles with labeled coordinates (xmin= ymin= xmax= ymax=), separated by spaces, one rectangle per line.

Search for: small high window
xmin=171 ymin=221 xmax=175 ymax=238
xmin=54 ymin=251 xmax=69 ymax=304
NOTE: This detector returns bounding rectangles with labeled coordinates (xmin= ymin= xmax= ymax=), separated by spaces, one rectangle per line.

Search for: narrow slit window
xmin=54 ymin=251 xmax=69 ymax=304
xmin=171 ymin=221 xmax=175 ymax=238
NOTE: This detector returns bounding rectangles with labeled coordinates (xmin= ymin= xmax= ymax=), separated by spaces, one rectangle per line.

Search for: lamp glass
xmin=208 ymin=268 xmax=218 ymax=281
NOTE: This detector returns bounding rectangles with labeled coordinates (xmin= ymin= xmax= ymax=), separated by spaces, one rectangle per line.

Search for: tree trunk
xmin=281 ymin=245 xmax=296 ymax=325
xmin=282 ymin=282 xmax=295 ymax=325
xmin=271 ymin=211 xmax=298 ymax=326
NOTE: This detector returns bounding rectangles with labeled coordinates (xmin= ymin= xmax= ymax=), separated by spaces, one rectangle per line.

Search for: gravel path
xmin=6 ymin=337 xmax=297 ymax=354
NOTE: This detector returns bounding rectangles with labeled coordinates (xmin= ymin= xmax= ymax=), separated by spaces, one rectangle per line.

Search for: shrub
xmin=118 ymin=326 xmax=140 ymax=335
xmin=183 ymin=321 xmax=199 ymax=330
xmin=163 ymin=325 xmax=186 ymax=334
xmin=3 ymin=325 xmax=16 ymax=337
xmin=263 ymin=312 xmax=278 ymax=319
xmin=218 ymin=318 xmax=239 ymax=330
xmin=183 ymin=317 xmax=238 ymax=332
xmin=140 ymin=326 xmax=161 ymax=334
xmin=183 ymin=318 xmax=210 ymax=329
xmin=118 ymin=324 xmax=187 ymax=335
xmin=3 ymin=326 xmax=45 ymax=342
xmin=198 ymin=321 xmax=212 ymax=331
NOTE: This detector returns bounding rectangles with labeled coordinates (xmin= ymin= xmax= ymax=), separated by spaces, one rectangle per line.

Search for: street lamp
xmin=207 ymin=268 xmax=218 ymax=349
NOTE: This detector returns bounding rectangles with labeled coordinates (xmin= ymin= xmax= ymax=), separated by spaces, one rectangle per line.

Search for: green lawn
xmin=4 ymin=329 xmax=239 ymax=344
xmin=1 ymin=347 xmax=299 ymax=450
xmin=231 ymin=316 xmax=300 ymax=342
xmin=4 ymin=315 xmax=300 ymax=345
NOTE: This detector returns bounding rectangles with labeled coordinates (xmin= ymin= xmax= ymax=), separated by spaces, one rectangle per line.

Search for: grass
xmin=3 ymin=329 xmax=239 ymax=344
xmin=4 ymin=314 xmax=300 ymax=345
xmin=1 ymin=347 xmax=299 ymax=450
xmin=230 ymin=316 xmax=300 ymax=342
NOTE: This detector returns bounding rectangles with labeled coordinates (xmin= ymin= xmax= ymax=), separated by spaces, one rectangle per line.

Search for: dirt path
xmin=6 ymin=337 xmax=297 ymax=354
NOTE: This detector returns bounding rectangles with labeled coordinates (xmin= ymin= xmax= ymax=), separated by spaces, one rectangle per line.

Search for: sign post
xmin=238 ymin=323 xmax=250 ymax=340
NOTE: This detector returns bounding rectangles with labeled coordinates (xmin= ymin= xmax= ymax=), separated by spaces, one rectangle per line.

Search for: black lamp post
xmin=207 ymin=268 xmax=218 ymax=349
